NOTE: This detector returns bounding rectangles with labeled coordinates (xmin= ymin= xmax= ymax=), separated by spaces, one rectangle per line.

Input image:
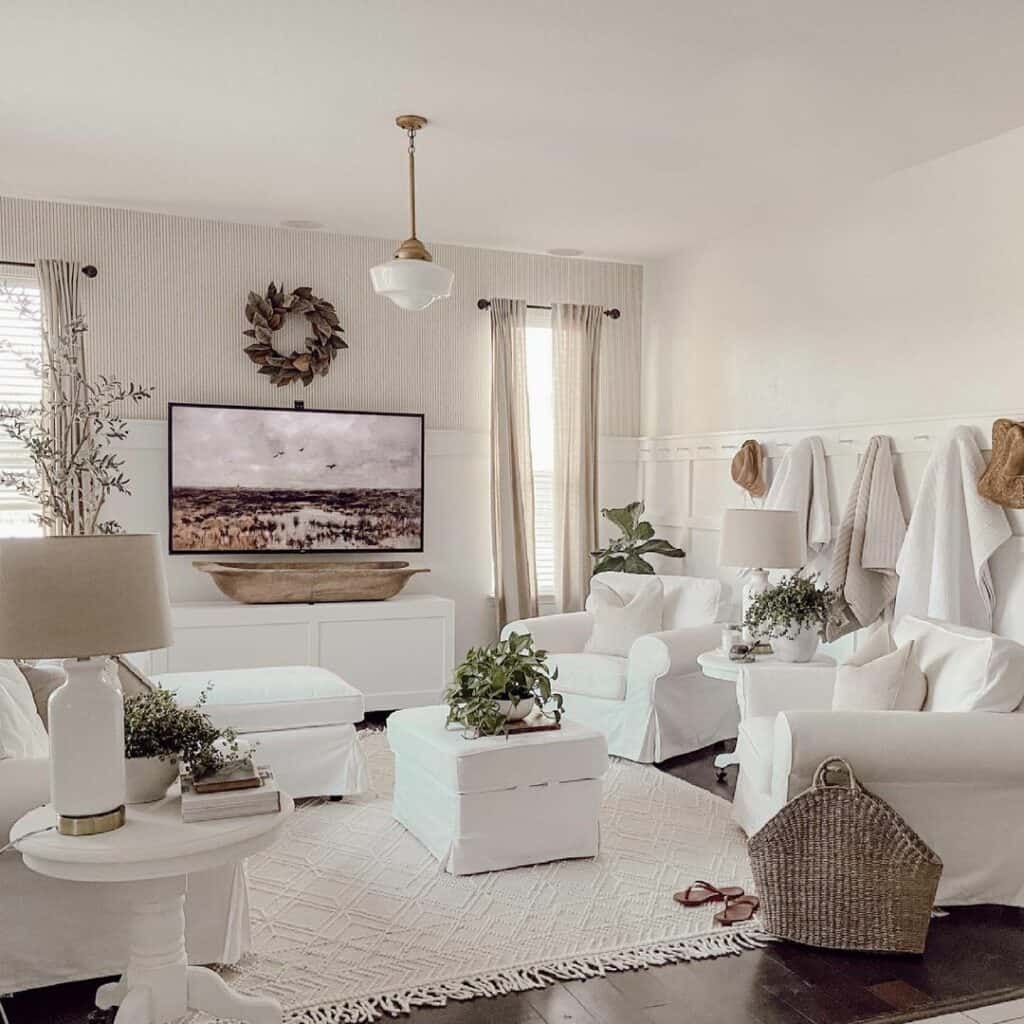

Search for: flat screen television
xmin=168 ymin=402 xmax=424 ymax=554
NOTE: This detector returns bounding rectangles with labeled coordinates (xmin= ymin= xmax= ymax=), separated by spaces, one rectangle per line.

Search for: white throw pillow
xmin=584 ymin=577 xmax=664 ymax=657
xmin=0 ymin=660 xmax=50 ymax=759
xmin=893 ymin=616 xmax=1024 ymax=712
xmin=832 ymin=635 xmax=927 ymax=712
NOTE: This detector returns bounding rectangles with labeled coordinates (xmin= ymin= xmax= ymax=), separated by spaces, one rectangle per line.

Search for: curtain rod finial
xmin=82 ymin=265 xmax=98 ymax=278
xmin=477 ymin=298 xmax=491 ymax=310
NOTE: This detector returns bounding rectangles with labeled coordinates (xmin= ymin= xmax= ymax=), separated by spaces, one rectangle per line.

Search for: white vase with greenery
xmin=744 ymin=571 xmax=837 ymax=663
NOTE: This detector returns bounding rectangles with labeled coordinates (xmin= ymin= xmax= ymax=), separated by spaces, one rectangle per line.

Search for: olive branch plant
xmin=0 ymin=280 xmax=152 ymax=535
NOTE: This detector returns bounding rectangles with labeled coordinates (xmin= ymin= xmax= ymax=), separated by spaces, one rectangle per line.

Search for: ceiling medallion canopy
xmin=370 ymin=114 xmax=454 ymax=312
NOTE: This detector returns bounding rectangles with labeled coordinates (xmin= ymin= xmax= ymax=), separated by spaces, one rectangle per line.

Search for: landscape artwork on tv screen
xmin=169 ymin=404 xmax=423 ymax=553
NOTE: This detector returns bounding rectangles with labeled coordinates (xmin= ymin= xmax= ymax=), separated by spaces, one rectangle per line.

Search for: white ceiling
xmin=5 ymin=1 xmax=1024 ymax=261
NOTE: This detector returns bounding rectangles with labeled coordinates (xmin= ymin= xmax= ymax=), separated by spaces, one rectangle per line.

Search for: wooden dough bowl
xmin=193 ymin=560 xmax=429 ymax=604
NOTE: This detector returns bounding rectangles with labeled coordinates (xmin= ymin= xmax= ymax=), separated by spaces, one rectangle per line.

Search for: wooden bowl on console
xmin=193 ymin=560 xmax=429 ymax=604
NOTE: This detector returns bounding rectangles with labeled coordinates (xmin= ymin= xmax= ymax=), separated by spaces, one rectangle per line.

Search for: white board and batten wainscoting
xmin=148 ymin=595 xmax=455 ymax=712
xmin=640 ymin=410 xmax=1024 ymax=649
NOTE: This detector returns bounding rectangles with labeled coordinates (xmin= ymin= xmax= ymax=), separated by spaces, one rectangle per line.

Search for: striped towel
xmin=827 ymin=435 xmax=906 ymax=641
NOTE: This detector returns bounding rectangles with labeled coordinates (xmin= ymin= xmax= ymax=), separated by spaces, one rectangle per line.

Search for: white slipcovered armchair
xmin=502 ymin=573 xmax=733 ymax=763
xmin=732 ymin=617 xmax=1024 ymax=908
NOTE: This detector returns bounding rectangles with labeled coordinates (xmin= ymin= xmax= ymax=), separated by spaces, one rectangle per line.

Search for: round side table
xmin=11 ymin=788 xmax=293 ymax=1024
xmin=697 ymin=650 xmax=836 ymax=780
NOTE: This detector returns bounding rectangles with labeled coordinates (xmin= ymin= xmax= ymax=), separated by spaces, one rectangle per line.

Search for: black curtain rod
xmin=476 ymin=298 xmax=620 ymax=320
xmin=1 ymin=260 xmax=98 ymax=278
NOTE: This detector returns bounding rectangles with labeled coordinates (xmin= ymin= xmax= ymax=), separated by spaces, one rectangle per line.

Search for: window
xmin=525 ymin=308 xmax=555 ymax=597
xmin=0 ymin=269 xmax=44 ymax=536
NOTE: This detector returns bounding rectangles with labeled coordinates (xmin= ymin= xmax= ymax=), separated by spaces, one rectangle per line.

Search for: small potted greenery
xmin=591 ymin=501 xmax=685 ymax=574
xmin=123 ymin=685 xmax=243 ymax=803
xmin=444 ymin=632 xmax=564 ymax=738
xmin=744 ymin=571 xmax=838 ymax=662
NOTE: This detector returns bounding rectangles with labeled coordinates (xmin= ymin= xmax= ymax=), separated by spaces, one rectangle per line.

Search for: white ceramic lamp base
xmin=741 ymin=568 xmax=771 ymax=643
xmin=49 ymin=656 xmax=127 ymax=836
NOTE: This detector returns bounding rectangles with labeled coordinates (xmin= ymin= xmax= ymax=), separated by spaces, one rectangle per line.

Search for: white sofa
xmin=0 ymin=659 xmax=247 ymax=994
xmin=502 ymin=573 xmax=731 ymax=763
xmin=732 ymin=617 xmax=1024 ymax=908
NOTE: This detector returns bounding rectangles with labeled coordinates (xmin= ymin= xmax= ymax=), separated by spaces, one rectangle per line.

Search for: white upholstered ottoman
xmin=152 ymin=666 xmax=370 ymax=800
xmin=388 ymin=705 xmax=609 ymax=875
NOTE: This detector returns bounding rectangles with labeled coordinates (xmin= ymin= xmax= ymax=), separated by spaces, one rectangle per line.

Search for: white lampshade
xmin=718 ymin=508 xmax=805 ymax=569
xmin=370 ymin=257 xmax=454 ymax=311
xmin=0 ymin=534 xmax=173 ymax=659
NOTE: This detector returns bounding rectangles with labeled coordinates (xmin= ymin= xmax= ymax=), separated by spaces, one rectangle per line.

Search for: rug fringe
xmin=284 ymin=927 xmax=772 ymax=1023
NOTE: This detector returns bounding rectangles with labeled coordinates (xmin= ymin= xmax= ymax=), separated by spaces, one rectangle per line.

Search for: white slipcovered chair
xmin=732 ymin=616 xmax=1024 ymax=907
xmin=502 ymin=573 xmax=732 ymax=763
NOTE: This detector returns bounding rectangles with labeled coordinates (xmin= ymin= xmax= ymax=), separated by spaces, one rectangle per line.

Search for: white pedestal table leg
xmin=94 ymin=875 xmax=281 ymax=1024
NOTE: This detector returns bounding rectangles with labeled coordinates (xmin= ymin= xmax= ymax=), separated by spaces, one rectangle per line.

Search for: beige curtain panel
xmin=552 ymin=303 xmax=603 ymax=612
xmin=36 ymin=258 xmax=85 ymax=535
xmin=489 ymin=298 xmax=538 ymax=627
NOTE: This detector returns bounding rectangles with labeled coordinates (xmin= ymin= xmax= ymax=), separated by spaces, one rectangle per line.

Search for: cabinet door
xmin=318 ymin=616 xmax=448 ymax=711
xmin=164 ymin=622 xmax=310 ymax=672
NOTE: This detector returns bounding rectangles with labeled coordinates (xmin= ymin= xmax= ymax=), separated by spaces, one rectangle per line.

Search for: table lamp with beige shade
xmin=0 ymin=534 xmax=172 ymax=836
xmin=718 ymin=508 xmax=805 ymax=634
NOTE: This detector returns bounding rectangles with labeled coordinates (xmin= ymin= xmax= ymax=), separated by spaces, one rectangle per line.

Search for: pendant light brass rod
xmin=407 ymin=129 xmax=417 ymax=240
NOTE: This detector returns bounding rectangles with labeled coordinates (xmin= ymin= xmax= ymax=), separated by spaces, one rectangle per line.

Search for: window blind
xmin=0 ymin=268 xmax=43 ymax=526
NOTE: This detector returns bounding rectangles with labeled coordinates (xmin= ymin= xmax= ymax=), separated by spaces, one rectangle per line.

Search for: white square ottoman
xmin=152 ymin=666 xmax=370 ymax=800
xmin=388 ymin=705 xmax=609 ymax=875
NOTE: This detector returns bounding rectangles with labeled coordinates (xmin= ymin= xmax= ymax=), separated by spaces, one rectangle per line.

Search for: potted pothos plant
xmin=743 ymin=571 xmax=838 ymax=662
xmin=123 ymin=684 xmax=244 ymax=803
xmin=591 ymin=501 xmax=685 ymax=574
xmin=444 ymin=632 xmax=563 ymax=738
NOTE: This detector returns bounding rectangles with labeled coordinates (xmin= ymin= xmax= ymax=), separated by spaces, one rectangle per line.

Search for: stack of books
xmin=180 ymin=762 xmax=281 ymax=822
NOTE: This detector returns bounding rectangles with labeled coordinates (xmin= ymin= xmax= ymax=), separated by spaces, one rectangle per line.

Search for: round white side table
xmin=11 ymin=789 xmax=293 ymax=1024
xmin=697 ymin=650 xmax=836 ymax=780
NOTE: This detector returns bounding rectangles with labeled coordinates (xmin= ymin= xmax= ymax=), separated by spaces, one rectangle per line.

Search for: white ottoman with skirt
xmin=152 ymin=666 xmax=371 ymax=800
xmin=388 ymin=705 xmax=609 ymax=875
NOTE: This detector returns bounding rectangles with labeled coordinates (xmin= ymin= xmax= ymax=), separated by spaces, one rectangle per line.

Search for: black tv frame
xmin=167 ymin=401 xmax=425 ymax=556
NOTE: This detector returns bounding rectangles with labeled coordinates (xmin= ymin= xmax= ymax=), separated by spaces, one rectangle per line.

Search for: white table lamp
xmin=718 ymin=508 xmax=805 ymax=632
xmin=0 ymin=535 xmax=172 ymax=836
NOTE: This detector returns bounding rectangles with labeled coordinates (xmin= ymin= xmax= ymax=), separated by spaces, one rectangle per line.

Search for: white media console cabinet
xmin=148 ymin=594 xmax=456 ymax=712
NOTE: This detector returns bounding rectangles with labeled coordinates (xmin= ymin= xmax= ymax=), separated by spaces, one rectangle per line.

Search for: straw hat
xmin=978 ymin=418 xmax=1024 ymax=509
xmin=731 ymin=439 xmax=767 ymax=498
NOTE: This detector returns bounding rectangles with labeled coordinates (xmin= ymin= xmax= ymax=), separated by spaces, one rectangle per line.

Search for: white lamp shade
xmin=370 ymin=257 xmax=454 ymax=311
xmin=0 ymin=534 xmax=173 ymax=659
xmin=718 ymin=508 xmax=805 ymax=569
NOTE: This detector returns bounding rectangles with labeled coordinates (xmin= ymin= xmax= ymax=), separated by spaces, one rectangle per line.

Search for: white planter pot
xmin=125 ymin=755 xmax=179 ymax=804
xmin=496 ymin=697 xmax=535 ymax=722
xmin=772 ymin=626 xmax=820 ymax=663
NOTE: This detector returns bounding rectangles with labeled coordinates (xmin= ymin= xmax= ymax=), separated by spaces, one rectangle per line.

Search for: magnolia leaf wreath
xmin=242 ymin=282 xmax=347 ymax=387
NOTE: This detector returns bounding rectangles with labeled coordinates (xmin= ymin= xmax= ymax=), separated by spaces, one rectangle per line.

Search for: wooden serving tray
xmin=505 ymin=716 xmax=562 ymax=735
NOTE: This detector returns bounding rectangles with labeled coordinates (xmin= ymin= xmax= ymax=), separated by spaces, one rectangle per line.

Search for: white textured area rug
xmin=202 ymin=731 xmax=762 ymax=1023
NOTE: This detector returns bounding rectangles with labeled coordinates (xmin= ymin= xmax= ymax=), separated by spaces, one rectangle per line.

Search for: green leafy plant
xmin=743 ymin=571 xmax=838 ymax=640
xmin=123 ymin=685 xmax=243 ymax=779
xmin=591 ymin=501 xmax=685 ymax=575
xmin=444 ymin=632 xmax=563 ymax=738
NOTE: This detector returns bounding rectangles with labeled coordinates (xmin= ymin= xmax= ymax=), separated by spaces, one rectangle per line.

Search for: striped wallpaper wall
xmin=0 ymin=195 xmax=643 ymax=433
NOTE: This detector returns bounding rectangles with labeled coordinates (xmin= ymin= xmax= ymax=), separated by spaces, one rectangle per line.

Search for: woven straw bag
xmin=749 ymin=757 xmax=942 ymax=954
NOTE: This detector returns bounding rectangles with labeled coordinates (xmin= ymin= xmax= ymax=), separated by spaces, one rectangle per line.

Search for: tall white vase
xmin=48 ymin=656 xmax=126 ymax=835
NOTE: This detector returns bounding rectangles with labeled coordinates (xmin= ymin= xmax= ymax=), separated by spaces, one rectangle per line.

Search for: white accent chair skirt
xmin=153 ymin=665 xmax=370 ymax=799
xmin=502 ymin=573 xmax=732 ymax=763
xmin=388 ymin=705 xmax=609 ymax=875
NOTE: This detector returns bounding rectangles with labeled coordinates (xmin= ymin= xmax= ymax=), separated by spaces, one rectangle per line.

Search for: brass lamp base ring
xmin=57 ymin=805 xmax=126 ymax=836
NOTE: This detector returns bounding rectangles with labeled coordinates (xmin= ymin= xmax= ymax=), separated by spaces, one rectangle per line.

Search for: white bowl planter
xmin=125 ymin=755 xmax=179 ymax=804
xmin=772 ymin=625 xmax=821 ymax=663
xmin=496 ymin=697 xmax=535 ymax=722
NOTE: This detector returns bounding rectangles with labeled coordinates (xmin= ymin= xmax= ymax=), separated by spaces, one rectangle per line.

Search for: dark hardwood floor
xmin=5 ymin=738 xmax=1024 ymax=1024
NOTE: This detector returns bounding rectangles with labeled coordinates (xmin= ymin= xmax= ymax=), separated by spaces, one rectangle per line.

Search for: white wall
xmin=640 ymin=126 xmax=1024 ymax=645
xmin=2 ymin=196 xmax=644 ymax=656
xmin=642 ymin=125 xmax=1024 ymax=438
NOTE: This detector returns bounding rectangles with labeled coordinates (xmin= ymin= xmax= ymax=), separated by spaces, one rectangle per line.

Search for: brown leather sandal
xmin=713 ymin=894 xmax=760 ymax=926
xmin=673 ymin=880 xmax=745 ymax=907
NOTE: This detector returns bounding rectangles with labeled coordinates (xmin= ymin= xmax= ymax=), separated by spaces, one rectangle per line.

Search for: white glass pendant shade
xmin=370 ymin=257 xmax=455 ymax=311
